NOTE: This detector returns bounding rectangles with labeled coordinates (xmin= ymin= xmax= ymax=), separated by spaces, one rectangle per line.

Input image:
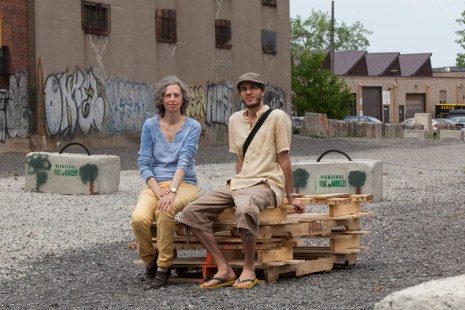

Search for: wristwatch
xmin=169 ymin=187 xmax=177 ymax=194
xmin=286 ymin=193 xmax=298 ymax=199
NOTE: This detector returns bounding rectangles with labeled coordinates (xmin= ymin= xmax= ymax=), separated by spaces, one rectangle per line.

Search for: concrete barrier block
xmin=439 ymin=130 xmax=464 ymax=141
xmin=414 ymin=113 xmax=432 ymax=134
xmin=301 ymin=113 xmax=329 ymax=137
xmin=25 ymin=152 xmax=120 ymax=194
xmin=292 ymin=159 xmax=383 ymax=202
xmin=383 ymin=124 xmax=404 ymax=139
xmin=404 ymin=129 xmax=428 ymax=139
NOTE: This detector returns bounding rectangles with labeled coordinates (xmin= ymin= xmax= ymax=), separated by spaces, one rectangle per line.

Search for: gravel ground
xmin=1 ymin=136 xmax=465 ymax=310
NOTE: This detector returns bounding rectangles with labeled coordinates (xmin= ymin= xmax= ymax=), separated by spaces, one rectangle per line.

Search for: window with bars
xmin=261 ymin=30 xmax=277 ymax=54
xmin=0 ymin=47 xmax=12 ymax=89
xmin=156 ymin=9 xmax=177 ymax=43
xmin=81 ymin=1 xmax=111 ymax=35
xmin=262 ymin=0 xmax=277 ymax=7
xmin=215 ymin=19 xmax=231 ymax=49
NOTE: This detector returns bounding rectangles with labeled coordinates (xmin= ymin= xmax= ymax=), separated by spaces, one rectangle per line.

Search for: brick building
xmin=0 ymin=0 xmax=291 ymax=152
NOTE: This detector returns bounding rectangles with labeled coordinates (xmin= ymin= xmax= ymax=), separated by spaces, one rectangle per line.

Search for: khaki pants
xmin=178 ymin=183 xmax=276 ymax=236
xmin=131 ymin=182 xmax=199 ymax=267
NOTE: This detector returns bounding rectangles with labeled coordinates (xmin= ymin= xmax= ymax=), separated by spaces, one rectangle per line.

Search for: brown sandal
xmin=150 ymin=269 xmax=171 ymax=288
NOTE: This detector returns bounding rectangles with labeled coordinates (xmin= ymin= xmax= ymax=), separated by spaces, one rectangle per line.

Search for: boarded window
xmin=261 ymin=30 xmax=277 ymax=54
xmin=215 ymin=19 xmax=231 ymax=49
xmin=156 ymin=9 xmax=177 ymax=43
xmin=262 ymin=0 xmax=277 ymax=7
xmin=81 ymin=1 xmax=111 ymax=35
xmin=0 ymin=47 xmax=13 ymax=89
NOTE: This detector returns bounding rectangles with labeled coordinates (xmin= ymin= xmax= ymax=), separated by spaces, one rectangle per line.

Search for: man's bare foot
xmin=233 ymin=270 xmax=257 ymax=288
xmin=199 ymin=268 xmax=236 ymax=288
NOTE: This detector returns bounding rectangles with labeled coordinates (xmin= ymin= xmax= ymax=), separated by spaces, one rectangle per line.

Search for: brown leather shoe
xmin=150 ymin=269 xmax=171 ymax=288
xmin=145 ymin=261 xmax=157 ymax=285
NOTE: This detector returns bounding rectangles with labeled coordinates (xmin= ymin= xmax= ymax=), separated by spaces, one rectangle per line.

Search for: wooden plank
xmin=329 ymin=201 xmax=362 ymax=217
xmin=257 ymin=247 xmax=293 ymax=264
xmin=295 ymin=256 xmax=335 ymax=276
xmin=330 ymin=234 xmax=360 ymax=252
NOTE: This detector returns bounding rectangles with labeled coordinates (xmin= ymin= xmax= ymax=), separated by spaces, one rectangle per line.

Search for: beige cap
xmin=236 ymin=72 xmax=265 ymax=91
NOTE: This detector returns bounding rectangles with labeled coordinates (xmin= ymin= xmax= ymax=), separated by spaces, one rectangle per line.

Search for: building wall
xmin=341 ymin=76 xmax=465 ymax=123
xmin=0 ymin=0 xmax=30 ymax=150
xmin=22 ymin=0 xmax=291 ymax=151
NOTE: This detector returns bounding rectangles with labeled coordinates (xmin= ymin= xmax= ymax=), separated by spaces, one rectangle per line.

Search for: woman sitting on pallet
xmin=131 ymin=75 xmax=201 ymax=289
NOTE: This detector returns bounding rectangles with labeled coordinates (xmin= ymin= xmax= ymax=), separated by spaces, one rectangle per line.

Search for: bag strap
xmin=242 ymin=108 xmax=274 ymax=158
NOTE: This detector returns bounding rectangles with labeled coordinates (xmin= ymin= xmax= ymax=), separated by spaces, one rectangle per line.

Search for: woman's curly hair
xmin=154 ymin=75 xmax=190 ymax=117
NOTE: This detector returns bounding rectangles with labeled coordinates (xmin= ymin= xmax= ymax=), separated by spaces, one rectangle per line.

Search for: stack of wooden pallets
xmin=128 ymin=193 xmax=373 ymax=283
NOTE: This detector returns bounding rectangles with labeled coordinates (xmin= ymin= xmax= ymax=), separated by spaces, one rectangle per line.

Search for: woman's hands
xmin=155 ymin=188 xmax=176 ymax=211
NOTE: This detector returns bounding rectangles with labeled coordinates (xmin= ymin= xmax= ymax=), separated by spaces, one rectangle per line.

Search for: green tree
xmin=291 ymin=10 xmax=372 ymax=118
xmin=292 ymin=168 xmax=310 ymax=193
xmin=26 ymin=153 xmax=52 ymax=192
xmin=292 ymin=51 xmax=353 ymax=119
xmin=348 ymin=170 xmax=366 ymax=195
xmin=79 ymin=164 xmax=99 ymax=194
xmin=456 ymin=10 xmax=465 ymax=68
xmin=291 ymin=10 xmax=371 ymax=51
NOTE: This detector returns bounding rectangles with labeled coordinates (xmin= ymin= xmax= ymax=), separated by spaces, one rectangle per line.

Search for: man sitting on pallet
xmin=178 ymin=72 xmax=305 ymax=289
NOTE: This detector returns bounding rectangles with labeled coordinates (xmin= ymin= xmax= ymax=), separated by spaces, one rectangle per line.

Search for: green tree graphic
xmin=293 ymin=168 xmax=310 ymax=193
xmin=348 ymin=170 xmax=366 ymax=194
xmin=26 ymin=154 xmax=52 ymax=192
xmin=79 ymin=164 xmax=99 ymax=194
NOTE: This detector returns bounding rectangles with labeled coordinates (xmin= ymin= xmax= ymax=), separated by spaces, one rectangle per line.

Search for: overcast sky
xmin=289 ymin=0 xmax=464 ymax=68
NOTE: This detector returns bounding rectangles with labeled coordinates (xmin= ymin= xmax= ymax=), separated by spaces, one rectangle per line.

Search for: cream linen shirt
xmin=228 ymin=105 xmax=292 ymax=205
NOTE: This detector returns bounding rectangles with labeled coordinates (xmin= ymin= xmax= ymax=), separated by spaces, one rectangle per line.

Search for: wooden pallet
xmin=129 ymin=193 xmax=374 ymax=283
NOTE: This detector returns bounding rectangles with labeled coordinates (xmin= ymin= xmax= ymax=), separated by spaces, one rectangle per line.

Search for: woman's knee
xmin=131 ymin=211 xmax=151 ymax=230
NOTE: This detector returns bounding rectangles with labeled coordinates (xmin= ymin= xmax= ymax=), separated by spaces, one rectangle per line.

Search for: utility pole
xmin=330 ymin=1 xmax=335 ymax=74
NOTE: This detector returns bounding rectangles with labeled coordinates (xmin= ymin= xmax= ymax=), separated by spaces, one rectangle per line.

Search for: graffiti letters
xmin=187 ymin=86 xmax=207 ymax=119
xmin=265 ymin=86 xmax=286 ymax=110
xmin=206 ymin=82 xmax=233 ymax=125
xmin=44 ymin=68 xmax=104 ymax=137
xmin=105 ymin=80 xmax=155 ymax=134
xmin=0 ymin=72 xmax=29 ymax=143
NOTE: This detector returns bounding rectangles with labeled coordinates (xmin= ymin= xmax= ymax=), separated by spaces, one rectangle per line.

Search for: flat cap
xmin=236 ymin=72 xmax=265 ymax=91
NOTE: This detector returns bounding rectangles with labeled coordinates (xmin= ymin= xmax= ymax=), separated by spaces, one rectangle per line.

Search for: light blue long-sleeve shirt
xmin=138 ymin=116 xmax=201 ymax=184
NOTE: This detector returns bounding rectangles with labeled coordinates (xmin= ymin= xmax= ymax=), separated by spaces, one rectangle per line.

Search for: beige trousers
xmin=131 ymin=182 xmax=199 ymax=267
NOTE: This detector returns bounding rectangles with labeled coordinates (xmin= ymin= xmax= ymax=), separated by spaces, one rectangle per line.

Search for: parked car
xmin=445 ymin=109 xmax=465 ymax=119
xmin=401 ymin=118 xmax=453 ymax=134
xmin=343 ymin=116 xmax=382 ymax=123
xmin=448 ymin=116 xmax=465 ymax=129
xmin=435 ymin=118 xmax=461 ymax=130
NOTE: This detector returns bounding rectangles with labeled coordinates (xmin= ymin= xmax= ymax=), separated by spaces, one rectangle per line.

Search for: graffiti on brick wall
xmin=186 ymin=86 xmax=207 ymax=119
xmin=265 ymin=86 xmax=286 ymax=110
xmin=206 ymin=81 xmax=233 ymax=125
xmin=44 ymin=68 xmax=105 ymax=137
xmin=0 ymin=72 xmax=29 ymax=143
xmin=105 ymin=80 xmax=155 ymax=134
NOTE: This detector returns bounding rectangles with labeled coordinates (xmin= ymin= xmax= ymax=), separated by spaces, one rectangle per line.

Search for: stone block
xmin=439 ymin=130 xmax=464 ymax=141
xmin=25 ymin=152 xmax=120 ymax=195
xmin=292 ymin=158 xmax=383 ymax=202
xmin=403 ymin=129 xmax=428 ymax=139
xmin=374 ymin=274 xmax=465 ymax=310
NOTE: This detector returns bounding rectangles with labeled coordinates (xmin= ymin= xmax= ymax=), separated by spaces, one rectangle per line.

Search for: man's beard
xmin=244 ymin=98 xmax=261 ymax=109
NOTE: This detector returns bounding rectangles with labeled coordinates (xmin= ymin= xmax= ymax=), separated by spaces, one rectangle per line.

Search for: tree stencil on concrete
xmin=293 ymin=168 xmax=310 ymax=193
xmin=26 ymin=154 xmax=52 ymax=192
xmin=79 ymin=164 xmax=98 ymax=194
xmin=348 ymin=170 xmax=366 ymax=194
